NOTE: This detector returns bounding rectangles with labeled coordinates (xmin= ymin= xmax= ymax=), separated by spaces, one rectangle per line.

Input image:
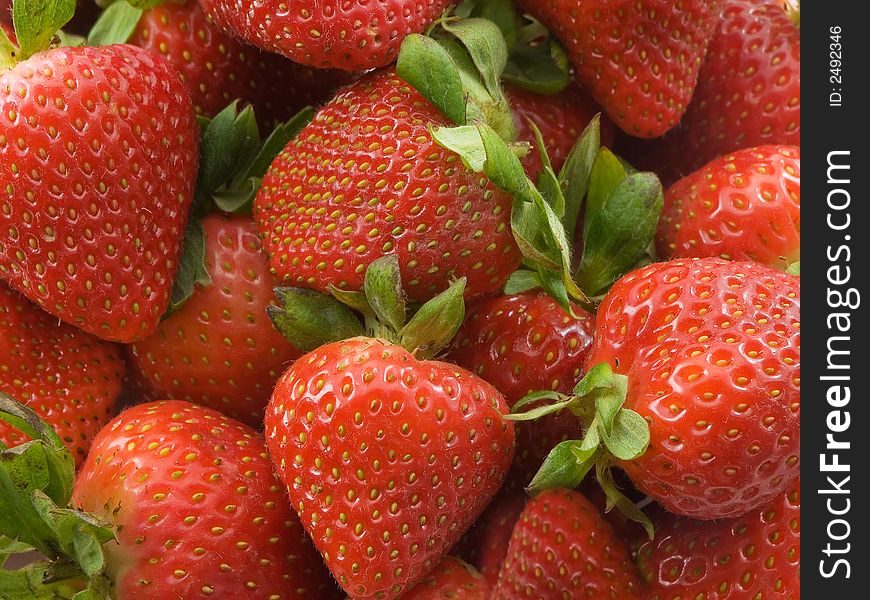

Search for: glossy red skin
xmin=73 ymin=400 xmax=341 ymax=600
xmin=127 ymin=214 xmax=301 ymax=428
xmin=129 ymin=1 xmax=350 ymax=127
xmin=508 ymin=85 xmax=613 ymax=179
xmin=449 ymin=292 xmax=594 ymax=485
xmin=0 ymin=283 xmax=124 ymax=467
xmin=624 ymin=0 xmax=801 ymax=184
xmin=199 ymin=0 xmax=453 ymax=71
xmin=639 ymin=480 xmax=800 ymax=599
xmin=401 ymin=556 xmax=490 ymax=600
xmin=492 ymin=488 xmax=642 ymax=599
xmin=519 ymin=0 xmax=721 ymax=138
xmin=452 ymin=486 xmax=527 ymax=586
xmin=591 ymin=258 xmax=800 ymax=519
xmin=265 ymin=337 xmax=515 ymax=599
xmin=657 ymin=145 xmax=800 ymax=269
xmin=253 ymin=69 xmax=521 ymax=303
xmin=0 ymin=44 xmax=199 ymax=343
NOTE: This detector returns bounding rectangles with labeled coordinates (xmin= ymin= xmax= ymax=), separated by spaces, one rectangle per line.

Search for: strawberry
xmin=0 ymin=18 xmax=200 ymax=342
xmin=518 ymin=0 xmax=722 ymax=138
xmin=623 ymin=0 xmax=801 ymax=184
xmin=253 ymin=68 xmax=521 ymax=302
xmin=492 ymin=488 xmax=642 ymax=599
xmin=449 ymin=291 xmax=594 ymax=485
xmin=657 ymin=145 xmax=800 ymax=270
xmin=587 ymin=258 xmax=800 ymax=519
xmin=112 ymin=0 xmax=351 ymax=127
xmin=508 ymin=85 xmax=614 ymax=179
xmin=126 ymin=213 xmax=302 ymax=428
xmin=198 ymin=0 xmax=454 ymax=71
xmin=264 ymin=336 xmax=515 ymax=599
xmin=72 ymin=400 xmax=342 ymax=599
xmin=452 ymin=486 xmax=527 ymax=586
xmin=401 ymin=556 xmax=491 ymax=600
xmin=638 ymin=479 xmax=800 ymax=599
xmin=0 ymin=282 xmax=124 ymax=466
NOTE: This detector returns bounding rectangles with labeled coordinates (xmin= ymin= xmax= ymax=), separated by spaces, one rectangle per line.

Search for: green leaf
xmin=397 ymin=34 xmax=467 ymax=126
xmin=0 ymin=560 xmax=85 ymax=599
xmin=430 ymin=125 xmax=487 ymax=172
xmin=0 ymin=27 xmax=17 ymax=70
xmin=442 ymin=18 xmax=508 ymax=99
xmin=502 ymin=18 xmax=571 ymax=94
xmin=195 ymin=102 xmax=259 ymax=208
xmin=596 ymin=462 xmax=654 ymax=539
xmin=601 ymin=409 xmax=650 ymax=461
xmin=503 ymin=269 xmax=541 ymax=294
xmin=164 ymin=218 xmax=211 ymax=317
xmin=399 ymin=278 xmax=466 ymax=358
xmin=86 ymin=1 xmax=142 ymax=46
xmin=786 ymin=261 xmax=800 ymax=276
xmin=363 ymin=256 xmax=406 ymax=333
xmin=328 ymin=286 xmax=374 ymax=317
xmin=466 ymin=0 xmax=518 ymax=47
xmin=558 ymin=116 xmax=602 ymax=243
xmin=526 ymin=440 xmax=598 ymax=494
xmin=12 ymin=0 xmax=76 ymax=60
xmin=576 ymin=171 xmax=664 ymax=295
xmin=504 ymin=393 xmax=576 ymax=422
xmin=592 ymin=374 xmax=628 ymax=437
xmin=583 ymin=148 xmax=626 ymax=229
xmin=268 ymin=288 xmax=365 ymax=352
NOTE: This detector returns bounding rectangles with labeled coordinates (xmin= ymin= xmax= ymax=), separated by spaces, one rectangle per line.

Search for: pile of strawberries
xmin=1 ymin=0 xmax=800 ymax=599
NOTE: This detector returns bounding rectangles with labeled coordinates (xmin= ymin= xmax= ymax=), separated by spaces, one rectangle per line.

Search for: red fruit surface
xmin=127 ymin=213 xmax=301 ymax=428
xmin=72 ymin=400 xmax=341 ymax=600
xmin=519 ymin=0 xmax=721 ymax=138
xmin=265 ymin=337 xmax=515 ymax=599
xmin=449 ymin=292 xmax=594 ymax=485
xmin=253 ymin=69 xmax=521 ymax=302
xmin=452 ymin=486 xmax=527 ymax=586
xmin=129 ymin=0 xmax=349 ymax=127
xmin=639 ymin=479 xmax=800 ymax=599
xmin=492 ymin=488 xmax=642 ymax=599
xmin=0 ymin=283 xmax=124 ymax=467
xmin=401 ymin=556 xmax=490 ymax=600
xmin=624 ymin=0 xmax=801 ymax=184
xmin=199 ymin=0 xmax=453 ymax=71
xmin=657 ymin=145 xmax=800 ymax=269
xmin=0 ymin=44 xmax=199 ymax=343
xmin=508 ymin=85 xmax=613 ymax=179
xmin=591 ymin=258 xmax=800 ymax=519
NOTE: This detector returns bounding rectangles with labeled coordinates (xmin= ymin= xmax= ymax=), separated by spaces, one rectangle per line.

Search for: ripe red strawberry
xmin=657 ymin=145 xmax=800 ymax=269
xmin=492 ymin=488 xmax=642 ymax=599
xmin=253 ymin=69 xmax=521 ymax=302
xmin=401 ymin=556 xmax=491 ymax=600
xmin=623 ymin=0 xmax=801 ymax=184
xmin=0 ymin=283 xmax=124 ymax=467
xmin=452 ymin=487 xmax=527 ymax=586
xmin=518 ymin=0 xmax=722 ymax=138
xmin=449 ymin=292 xmax=594 ymax=485
xmin=591 ymin=258 xmax=800 ymax=519
xmin=127 ymin=213 xmax=302 ymax=428
xmin=638 ymin=479 xmax=800 ymax=599
xmin=127 ymin=0 xmax=350 ymax=127
xmin=508 ymin=85 xmax=614 ymax=179
xmin=198 ymin=0 xmax=453 ymax=71
xmin=72 ymin=400 xmax=342 ymax=599
xmin=264 ymin=337 xmax=515 ymax=599
xmin=0 ymin=43 xmax=200 ymax=342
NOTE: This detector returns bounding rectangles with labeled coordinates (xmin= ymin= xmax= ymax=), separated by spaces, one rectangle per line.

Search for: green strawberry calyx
xmin=269 ymin=256 xmax=467 ymax=360
xmin=504 ymin=364 xmax=655 ymax=538
xmin=1 ymin=0 xmax=77 ymax=68
xmin=164 ymin=102 xmax=315 ymax=317
xmin=396 ymin=1 xmax=663 ymax=312
xmin=86 ymin=0 xmax=179 ymax=47
xmin=0 ymin=395 xmax=115 ymax=599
